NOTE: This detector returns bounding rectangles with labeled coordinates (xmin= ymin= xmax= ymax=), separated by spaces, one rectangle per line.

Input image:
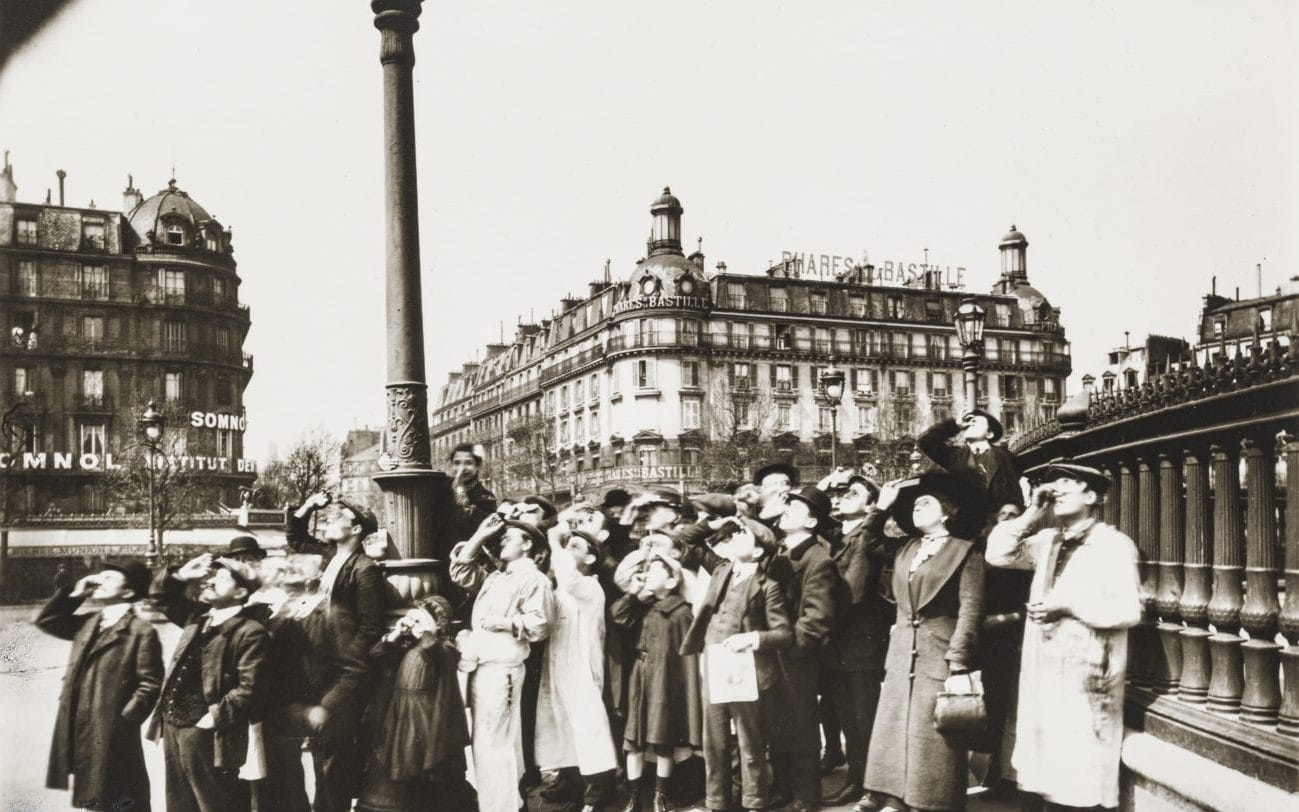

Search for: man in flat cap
xmin=986 ymin=461 xmax=1141 ymax=811
xmin=38 ymin=559 xmax=163 ymax=811
xmin=286 ymin=493 xmax=389 ymax=812
xmin=450 ymin=512 xmax=556 ymax=812
xmin=150 ymin=554 xmax=271 ymax=812
xmin=919 ymin=409 xmax=1023 ymax=520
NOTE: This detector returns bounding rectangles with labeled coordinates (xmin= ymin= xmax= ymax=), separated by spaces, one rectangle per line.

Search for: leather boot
xmin=650 ymin=790 xmax=672 ymax=812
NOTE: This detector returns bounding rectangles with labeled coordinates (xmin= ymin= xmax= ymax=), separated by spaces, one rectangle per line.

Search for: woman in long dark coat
xmin=861 ymin=472 xmax=987 ymax=812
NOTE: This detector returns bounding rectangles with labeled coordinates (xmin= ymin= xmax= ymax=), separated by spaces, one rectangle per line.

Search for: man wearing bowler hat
xmin=150 ymin=554 xmax=271 ymax=812
xmin=221 ymin=534 xmax=267 ymax=564
xmin=986 ymin=461 xmax=1141 ymax=811
xmin=769 ymin=484 xmax=842 ymax=812
xmin=38 ymin=559 xmax=163 ymax=811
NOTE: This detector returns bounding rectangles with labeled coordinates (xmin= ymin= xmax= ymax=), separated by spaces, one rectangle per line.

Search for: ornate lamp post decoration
xmin=954 ymin=297 xmax=987 ymax=410
xmin=820 ymin=360 xmax=846 ymax=469
xmin=369 ymin=0 xmax=441 ymax=560
xmin=138 ymin=400 xmax=164 ymax=569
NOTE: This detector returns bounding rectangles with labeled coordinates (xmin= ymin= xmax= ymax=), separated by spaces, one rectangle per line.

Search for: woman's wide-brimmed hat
xmin=890 ymin=469 xmax=989 ymax=540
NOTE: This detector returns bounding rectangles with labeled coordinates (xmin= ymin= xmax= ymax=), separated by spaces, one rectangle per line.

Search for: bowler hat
xmin=787 ymin=485 xmax=833 ymax=523
xmin=962 ymin=409 xmax=1004 ymax=443
xmin=890 ymin=469 xmax=989 ymax=540
xmin=104 ymin=559 xmax=153 ymax=600
xmin=599 ymin=488 xmax=633 ymax=510
xmin=1039 ymin=459 xmax=1112 ymax=495
xmin=222 ymin=535 xmax=267 ymax=560
xmin=212 ymin=556 xmax=262 ymax=593
xmin=753 ymin=461 xmax=800 ymax=487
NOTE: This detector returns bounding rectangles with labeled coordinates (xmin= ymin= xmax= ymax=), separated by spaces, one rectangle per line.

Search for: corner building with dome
xmin=430 ymin=187 xmax=1072 ymax=502
xmin=0 ymin=156 xmax=254 ymax=519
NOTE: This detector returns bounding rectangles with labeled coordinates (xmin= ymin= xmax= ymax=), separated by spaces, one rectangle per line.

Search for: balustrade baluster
xmin=1279 ymin=433 xmax=1299 ymax=736
xmin=1133 ymin=457 xmax=1161 ymax=687
xmin=1239 ymin=436 xmax=1281 ymax=725
xmin=1102 ymin=462 xmax=1121 ymax=526
xmin=1154 ymin=452 xmax=1184 ymax=692
xmin=1178 ymin=447 xmax=1213 ymax=704
xmin=1207 ymin=443 xmax=1245 ymax=714
xmin=1118 ymin=459 xmax=1148 ymax=684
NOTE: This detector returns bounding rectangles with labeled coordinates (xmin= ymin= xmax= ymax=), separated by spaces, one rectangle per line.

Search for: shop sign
xmin=0 ymin=451 xmax=257 ymax=474
xmin=189 ymin=411 xmax=248 ymax=431
xmin=613 ymin=295 xmax=711 ymax=315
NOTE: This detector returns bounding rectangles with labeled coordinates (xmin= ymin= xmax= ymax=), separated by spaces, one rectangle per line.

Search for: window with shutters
xmin=887 ymin=295 xmax=904 ymax=319
xmin=636 ymin=359 xmax=656 ymax=389
xmin=681 ymin=361 xmax=701 ymax=388
xmin=163 ymin=320 xmax=186 ymax=352
xmin=79 ymin=423 xmax=106 ymax=455
xmin=83 ymin=316 xmax=104 ymax=347
xmin=159 ymin=269 xmax=186 ymax=303
xmin=774 ymin=364 xmax=793 ymax=392
xmin=681 ymin=398 xmax=701 ymax=430
xmin=929 ymin=371 xmax=949 ymax=398
xmin=731 ymin=362 xmax=751 ymax=390
xmin=165 ymin=372 xmax=183 ymax=402
xmin=81 ymin=265 xmax=109 ymax=300
xmin=16 ymin=218 xmax=37 ymax=245
xmin=893 ymin=370 xmax=912 ymax=397
xmin=16 ymin=261 xmax=37 ymax=296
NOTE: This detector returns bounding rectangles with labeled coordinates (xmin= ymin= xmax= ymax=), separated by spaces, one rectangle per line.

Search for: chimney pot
xmin=56 ymin=169 xmax=66 ymax=206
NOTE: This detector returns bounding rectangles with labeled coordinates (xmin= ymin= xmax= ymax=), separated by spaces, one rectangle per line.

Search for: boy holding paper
xmin=680 ymin=518 xmax=793 ymax=812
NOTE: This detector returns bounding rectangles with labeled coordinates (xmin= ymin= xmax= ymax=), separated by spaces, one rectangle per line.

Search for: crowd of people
xmin=36 ymin=412 xmax=1144 ymax=812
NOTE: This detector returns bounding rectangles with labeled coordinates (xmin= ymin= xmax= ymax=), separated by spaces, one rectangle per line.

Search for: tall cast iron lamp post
xmin=954 ymin=298 xmax=987 ymax=410
xmin=138 ymin=401 xmax=164 ymax=569
xmin=819 ymin=360 xmax=846 ymax=469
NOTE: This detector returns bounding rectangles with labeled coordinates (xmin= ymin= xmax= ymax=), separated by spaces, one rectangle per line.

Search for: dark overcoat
xmin=612 ymin=593 xmax=702 ymax=749
xmin=864 ymin=534 xmax=985 ymax=811
xmin=919 ymin=418 xmax=1023 ymax=514
xmin=148 ymin=570 xmax=271 ymax=770
xmin=771 ymin=536 xmax=840 ymax=752
xmin=38 ymin=590 xmax=163 ymax=811
xmin=822 ymin=521 xmax=893 ymax=673
xmin=285 ymin=520 xmax=389 ymax=713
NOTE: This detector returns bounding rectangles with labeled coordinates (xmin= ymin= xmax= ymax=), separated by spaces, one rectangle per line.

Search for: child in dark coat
xmin=611 ymin=554 xmax=702 ymax=812
xmin=357 ymin=595 xmax=474 ymax=812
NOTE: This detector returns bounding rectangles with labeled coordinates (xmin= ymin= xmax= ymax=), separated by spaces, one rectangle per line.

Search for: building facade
xmin=0 ymin=156 xmax=255 ymax=519
xmin=430 ymin=188 xmax=1071 ymax=501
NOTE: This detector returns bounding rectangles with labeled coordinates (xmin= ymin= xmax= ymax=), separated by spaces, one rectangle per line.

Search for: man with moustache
xmin=38 ymin=559 xmax=163 ymax=812
xmin=286 ymin=492 xmax=389 ymax=812
xmin=150 ymin=554 xmax=270 ymax=812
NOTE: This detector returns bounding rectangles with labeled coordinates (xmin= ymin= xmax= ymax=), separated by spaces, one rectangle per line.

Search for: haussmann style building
xmin=430 ymin=187 xmax=1072 ymax=502
xmin=0 ymin=156 xmax=257 ymax=594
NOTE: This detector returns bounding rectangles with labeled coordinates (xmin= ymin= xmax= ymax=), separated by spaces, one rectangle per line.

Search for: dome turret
xmin=126 ymin=179 xmax=229 ymax=252
xmin=647 ymin=186 xmax=684 ymax=257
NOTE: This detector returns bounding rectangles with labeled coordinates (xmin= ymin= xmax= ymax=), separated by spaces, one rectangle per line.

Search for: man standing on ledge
xmin=985 ymin=461 xmax=1141 ymax=811
xmin=287 ymin=493 xmax=389 ymax=812
xmin=919 ymin=410 xmax=1023 ymax=518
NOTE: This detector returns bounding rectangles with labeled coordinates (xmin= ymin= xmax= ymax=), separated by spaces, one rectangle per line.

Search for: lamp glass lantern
xmin=954 ymin=298 xmax=987 ymax=348
xmin=820 ymin=364 xmax=846 ymax=401
xmin=139 ymin=400 xmax=164 ymax=443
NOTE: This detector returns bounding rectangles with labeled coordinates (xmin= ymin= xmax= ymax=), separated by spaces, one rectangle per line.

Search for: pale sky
xmin=2 ymin=0 xmax=1296 ymax=461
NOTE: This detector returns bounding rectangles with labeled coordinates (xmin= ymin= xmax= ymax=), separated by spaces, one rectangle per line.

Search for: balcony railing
xmin=1010 ymin=337 xmax=1299 ymax=790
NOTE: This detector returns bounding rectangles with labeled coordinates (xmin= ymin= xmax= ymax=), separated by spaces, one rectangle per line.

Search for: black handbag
xmin=934 ymin=672 xmax=988 ymax=740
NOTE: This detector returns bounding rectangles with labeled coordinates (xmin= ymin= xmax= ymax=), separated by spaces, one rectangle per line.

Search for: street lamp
xmin=819 ymin=360 xmax=846 ymax=469
xmin=954 ymin=297 xmax=987 ymax=410
xmin=138 ymin=401 xmax=164 ymax=569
